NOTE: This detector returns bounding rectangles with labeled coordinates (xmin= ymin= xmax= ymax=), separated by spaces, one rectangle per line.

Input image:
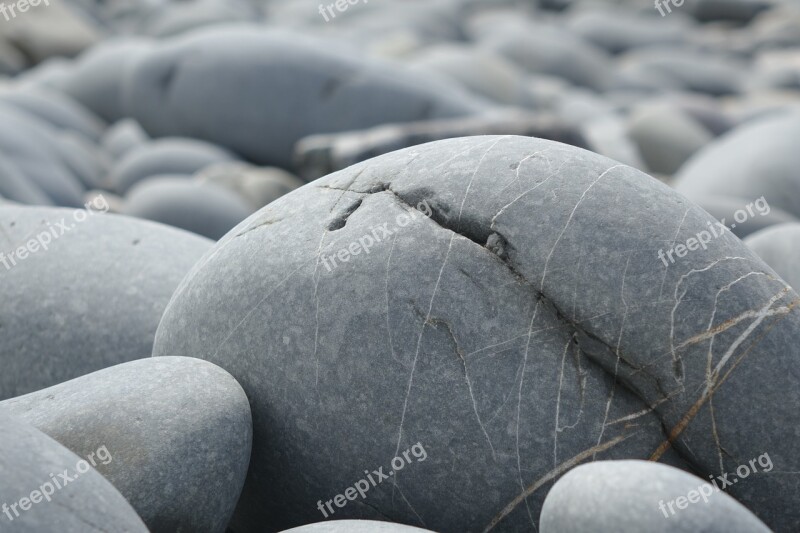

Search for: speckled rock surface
xmin=0 ymin=205 xmax=212 ymax=400
xmin=0 ymin=412 xmax=148 ymax=533
xmin=1 ymin=356 xmax=252 ymax=533
xmin=154 ymin=136 xmax=800 ymax=532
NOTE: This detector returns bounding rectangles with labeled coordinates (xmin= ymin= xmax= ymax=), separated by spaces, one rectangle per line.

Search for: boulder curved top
xmin=155 ymin=136 xmax=800 ymax=532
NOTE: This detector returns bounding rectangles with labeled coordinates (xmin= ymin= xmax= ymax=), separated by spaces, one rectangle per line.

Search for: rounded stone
xmin=0 ymin=412 xmax=148 ymax=532
xmin=2 ymin=0 xmax=99 ymax=63
xmin=744 ymin=223 xmax=800 ymax=290
xmin=196 ymin=162 xmax=306 ymax=210
xmin=627 ymin=104 xmax=713 ymax=175
xmin=279 ymin=521 xmax=436 ymax=533
xmin=122 ymin=26 xmax=486 ymax=168
xmin=539 ymin=460 xmax=770 ymax=533
xmin=0 ymin=205 xmax=212 ymax=400
xmin=109 ymin=138 xmax=238 ymax=194
xmin=673 ymin=112 xmax=800 ymax=218
xmin=122 ymin=176 xmax=254 ymax=240
xmin=102 ymin=118 xmax=150 ymax=161
xmin=154 ymin=136 xmax=800 ymax=532
xmin=1 ymin=356 xmax=252 ymax=533
xmin=658 ymin=93 xmax=734 ymax=137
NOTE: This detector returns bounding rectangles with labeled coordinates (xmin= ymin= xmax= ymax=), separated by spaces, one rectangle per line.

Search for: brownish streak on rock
xmin=482 ymin=431 xmax=634 ymax=533
xmin=649 ymin=297 xmax=800 ymax=461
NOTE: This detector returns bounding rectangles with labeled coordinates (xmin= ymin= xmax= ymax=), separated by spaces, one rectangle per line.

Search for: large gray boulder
xmin=153 ymin=136 xmax=800 ymax=532
xmin=122 ymin=177 xmax=254 ymax=240
xmin=0 ymin=412 xmax=148 ymax=532
xmin=0 ymin=205 xmax=212 ymax=400
xmin=540 ymin=460 xmax=771 ymax=532
xmin=122 ymin=26 xmax=487 ymax=168
xmin=745 ymin=223 xmax=800 ymax=290
xmin=1 ymin=357 xmax=252 ymax=533
xmin=673 ymin=112 xmax=800 ymax=219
